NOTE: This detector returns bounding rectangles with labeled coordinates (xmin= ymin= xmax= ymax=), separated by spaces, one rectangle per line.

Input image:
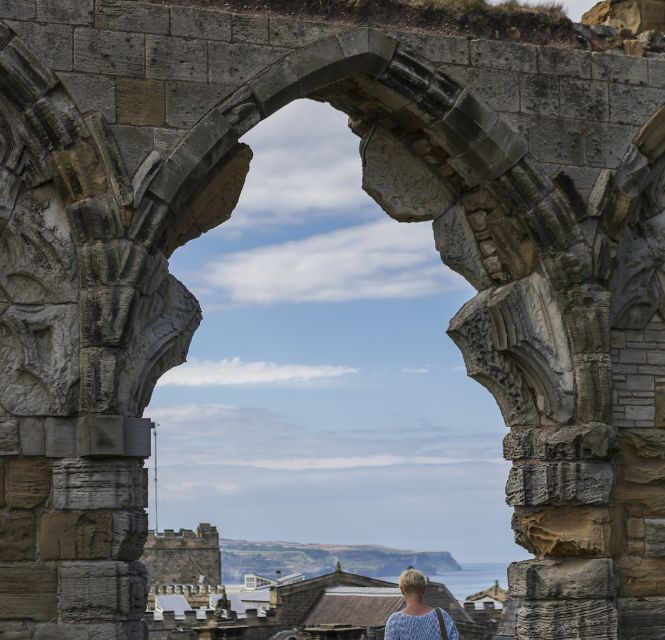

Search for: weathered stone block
xmin=34 ymin=621 xmax=148 ymax=639
xmin=74 ymin=28 xmax=145 ymax=77
xmin=362 ymin=125 xmax=452 ymax=222
xmin=171 ymin=6 xmax=232 ymax=41
xmin=109 ymin=125 xmax=153 ymax=176
xmin=592 ymin=51 xmax=648 ymax=85
xmin=146 ymin=35 xmax=207 ymax=83
xmin=166 ymin=81 xmax=232 ymax=129
xmin=0 ymin=0 xmax=35 ymax=19
xmin=40 ymin=511 xmax=113 ymax=560
xmin=45 ymin=417 xmax=77 ymax=457
xmin=19 ymin=417 xmax=45 ymax=456
xmin=506 ymin=462 xmax=613 ymax=506
xmin=60 ymin=561 xmax=147 ymax=621
xmin=618 ymin=597 xmax=665 ymax=640
xmin=269 ymin=17 xmax=341 ymax=47
xmin=469 ymin=39 xmax=537 ymax=73
xmin=51 ymin=140 xmax=108 ymax=204
xmin=95 ymin=0 xmax=169 ymax=34
xmin=516 ymin=599 xmax=617 ymax=639
xmin=617 ymin=557 xmax=665 ymax=596
xmin=538 ymin=46 xmax=591 ymax=78
xmin=609 ymin=83 xmax=665 ymax=126
xmin=510 ymin=558 xmax=616 ymax=599
xmin=6 ymin=20 xmax=73 ymax=71
xmin=644 ymin=518 xmax=665 ymax=557
xmin=520 ymin=74 xmax=559 ymax=117
xmin=469 ymin=67 xmax=520 ymax=114
xmin=0 ymin=417 xmax=18 ymax=455
xmin=529 ymin=116 xmax=584 ymax=165
xmin=0 ymin=563 xmax=57 ymax=621
xmin=58 ymin=72 xmax=116 ymax=123
xmin=517 ymin=506 xmax=611 ymax=557
xmin=209 ymin=41 xmax=290 ymax=86
xmin=7 ymin=458 xmax=51 ymax=509
xmin=0 ymin=512 xmax=35 ymax=561
xmin=560 ymin=78 xmax=609 ymax=121
xmin=116 ymin=78 xmax=165 ymax=126
xmin=584 ymin=122 xmax=637 ymax=168
xmin=80 ymin=286 xmax=136 ymax=347
xmin=36 ymin=0 xmax=93 ymax=25
xmin=434 ymin=202 xmax=492 ymax=290
xmin=232 ymin=14 xmax=270 ymax=45
xmin=53 ymin=459 xmax=147 ymax=510
xmin=77 ymin=415 xmax=151 ymax=458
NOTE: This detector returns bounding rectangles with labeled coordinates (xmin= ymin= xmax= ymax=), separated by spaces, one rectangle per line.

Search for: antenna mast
xmin=153 ymin=422 xmax=159 ymax=532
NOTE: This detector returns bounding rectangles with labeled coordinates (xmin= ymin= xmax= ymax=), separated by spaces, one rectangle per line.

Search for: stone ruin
xmin=3 ymin=0 xmax=665 ymax=637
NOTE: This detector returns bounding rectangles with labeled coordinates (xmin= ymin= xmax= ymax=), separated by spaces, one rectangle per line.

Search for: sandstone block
xmin=77 ymin=415 xmax=151 ymax=458
xmin=506 ymin=462 xmax=613 ymax=506
xmin=516 ymin=599 xmax=617 ymax=639
xmin=269 ymin=17 xmax=342 ymax=47
xmin=171 ymin=6 xmax=232 ymax=41
xmin=80 ymin=286 xmax=135 ymax=346
xmin=233 ymin=14 xmax=270 ymax=45
xmin=645 ymin=518 xmax=665 ymax=557
xmin=74 ymin=28 xmax=144 ymax=77
xmin=592 ymin=51 xmax=647 ymax=85
xmin=517 ymin=506 xmax=612 ymax=557
xmin=95 ymin=0 xmax=169 ymax=34
xmin=45 ymin=417 xmax=77 ymax=457
xmin=166 ymin=81 xmax=232 ymax=129
xmin=529 ymin=116 xmax=584 ymax=165
xmin=6 ymin=20 xmax=73 ymax=71
xmin=584 ymin=122 xmax=640 ymax=169
xmin=617 ymin=557 xmax=665 ymax=596
xmin=0 ymin=512 xmax=35 ymax=561
xmin=117 ymin=78 xmax=165 ymax=126
xmin=40 ymin=511 xmax=113 ymax=560
xmin=209 ymin=41 xmax=290 ymax=86
xmin=146 ymin=35 xmax=207 ymax=83
xmin=618 ymin=597 xmax=665 ymax=640
xmin=36 ymin=0 xmax=93 ymax=25
xmin=0 ymin=563 xmax=57 ymax=621
xmin=7 ymin=458 xmax=51 ymax=509
xmin=53 ymin=459 xmax=147 ymax=510
xmin=538 ymin=46 xmax=591 ymax=78
xmin=560 ymin=78 xmax=609 ymax=121
xmin=362 ymin=125 xmax=453 ymax=222
xmin=51 ymin=140 xmax=107 ymax=204
xmin=109 ymin=125 xmax=153 ymax=176
xmin=0 ymin=459 xmax=4 ymax=507
xmin=58 ymin=72 xmax=116 ymax=123
xmin=520 ymin=74 xmax=559 ymax=117
xmin=469 ymin=39 xmax=537 ymax=73
xmin=468 ymin=67 xmax=520 ymax=114
xmin=60 ymin=561 xmax=147 ymax=621
xmin=609 ymin=83 xmax=665 ymax=126
xmin=0 ymin=417 xmax=18 ymax=454
xmin=510 ymin=558 xmax=616 ymax=599
xmin=0 ymin=0 xmax=35 ymax=19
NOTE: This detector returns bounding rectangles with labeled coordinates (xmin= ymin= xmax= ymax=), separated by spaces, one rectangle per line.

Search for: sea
xmin=379 ymin=561 xmax=509 ymax=603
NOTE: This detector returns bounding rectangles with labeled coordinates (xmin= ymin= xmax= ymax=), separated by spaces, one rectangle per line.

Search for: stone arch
xmin=0 ymin=18 xmax=630 ymax=640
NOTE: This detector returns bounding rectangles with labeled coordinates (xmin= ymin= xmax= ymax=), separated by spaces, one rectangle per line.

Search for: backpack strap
xmin=435 ymin=608 xmax=449 ymax=640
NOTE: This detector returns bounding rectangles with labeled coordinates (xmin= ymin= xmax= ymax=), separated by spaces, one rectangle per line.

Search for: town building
xmin=144 ymin=524 xmax=222 ymax=587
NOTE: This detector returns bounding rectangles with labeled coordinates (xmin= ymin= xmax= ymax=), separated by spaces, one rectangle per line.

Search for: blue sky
xmin=146 ymin=99 xmax=529 ymax=567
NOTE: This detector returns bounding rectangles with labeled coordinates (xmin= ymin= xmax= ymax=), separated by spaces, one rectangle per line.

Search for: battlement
xmin=142 ymin=523 xmax=222 ymax=586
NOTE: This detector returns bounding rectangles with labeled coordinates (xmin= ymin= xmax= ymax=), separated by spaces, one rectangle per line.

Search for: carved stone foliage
xmin=608 ymin=105 xmax=665 ymax=329
xmin=448 ymin=272 xmax=574 ymax=426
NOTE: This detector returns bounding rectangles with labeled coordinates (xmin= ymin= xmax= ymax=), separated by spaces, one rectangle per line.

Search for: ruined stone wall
xmin=142 ymin=524 xmax=222 ymax=586
xmin=3 ymin=1 xmax=665 ymax=639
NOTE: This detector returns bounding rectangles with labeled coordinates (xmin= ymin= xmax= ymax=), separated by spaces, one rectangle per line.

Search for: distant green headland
xmin=221 ymin=539 xmax=461 ymax=583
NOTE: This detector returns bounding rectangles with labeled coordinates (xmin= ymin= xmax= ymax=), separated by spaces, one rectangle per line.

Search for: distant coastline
xmin=221 ymin=538 xmax=461 ymax=582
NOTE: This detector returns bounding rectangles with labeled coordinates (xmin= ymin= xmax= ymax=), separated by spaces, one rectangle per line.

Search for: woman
xmin=384 ymin=568 xmax=460 ymax=640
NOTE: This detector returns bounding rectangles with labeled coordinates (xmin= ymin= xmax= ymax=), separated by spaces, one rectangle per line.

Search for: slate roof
xmin=155 ymin=594 xmax=194 ymax=619
xmin=303 ymin=587 xmax=404 ymax=628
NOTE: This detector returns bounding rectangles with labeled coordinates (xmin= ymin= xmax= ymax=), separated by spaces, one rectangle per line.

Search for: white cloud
xmin=226 ymin=99 xmax=374 ymax=230
xmin=201 ymin=218 xmax=469 ymax=305
xmin=403 ymin=367 xmax=430 ymax=375
xmin=209 ymin=454 xmax=495 ymax=472
xmin=157 ymin=357 xmax=358 ymax=387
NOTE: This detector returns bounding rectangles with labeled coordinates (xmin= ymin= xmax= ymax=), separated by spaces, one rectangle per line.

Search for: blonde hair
xmin=399 ymin=568 xmax=427 ymax=596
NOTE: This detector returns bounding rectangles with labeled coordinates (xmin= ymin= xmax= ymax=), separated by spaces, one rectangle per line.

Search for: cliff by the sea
xmin=221 ymin=539 xmax=461 ymax=582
